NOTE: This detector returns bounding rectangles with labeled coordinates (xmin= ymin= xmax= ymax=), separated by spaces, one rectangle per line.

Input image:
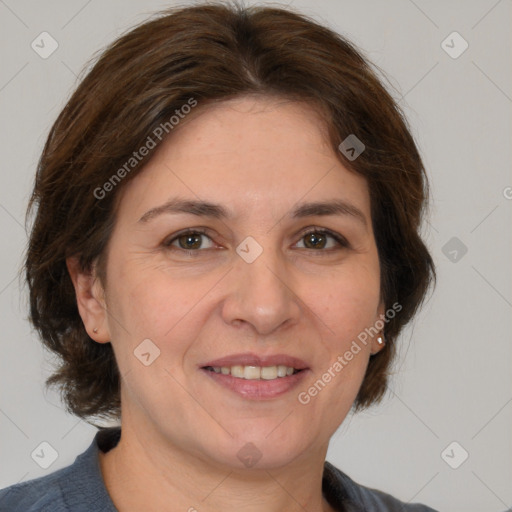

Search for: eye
xmin=163 ymin=228 xmax=216 ymax=254
xmin=162 ymin=227 xmax=349 ymax=257
xmin=295 ymin=228 xmax=349 ymax=252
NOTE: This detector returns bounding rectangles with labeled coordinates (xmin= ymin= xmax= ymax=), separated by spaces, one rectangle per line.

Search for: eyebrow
xmin=138 ymin=197 xmax=367 ymax=226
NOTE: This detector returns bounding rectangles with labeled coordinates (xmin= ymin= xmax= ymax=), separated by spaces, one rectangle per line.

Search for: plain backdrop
xmin=0 ymin=1 xmax=511 ymax=510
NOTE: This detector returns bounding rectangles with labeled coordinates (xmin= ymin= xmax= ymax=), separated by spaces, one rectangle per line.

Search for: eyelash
xmin=163 ymin=227 xmax=349 ymax=257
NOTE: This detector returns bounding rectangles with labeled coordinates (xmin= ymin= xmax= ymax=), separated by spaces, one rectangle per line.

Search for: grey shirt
xmin=0 ymin=427 xmax=438 ymax=511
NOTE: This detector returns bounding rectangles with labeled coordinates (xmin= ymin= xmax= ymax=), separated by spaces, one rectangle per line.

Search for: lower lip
xmin=201 ymin=368 xmax=309 ymax=400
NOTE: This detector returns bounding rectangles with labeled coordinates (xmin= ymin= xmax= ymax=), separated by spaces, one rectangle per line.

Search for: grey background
xmin=0 ymin=1 xmax=510 ymax=510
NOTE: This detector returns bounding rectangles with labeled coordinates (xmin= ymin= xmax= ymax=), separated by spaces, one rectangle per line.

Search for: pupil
xmin=306 ymin=233 xmax=325 ymax=249
xmin=180 ymin=234 xmax=201 ymax=249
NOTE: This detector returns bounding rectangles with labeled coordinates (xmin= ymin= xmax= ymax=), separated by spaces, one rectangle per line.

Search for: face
xmin=72 ymin=95 xmax=385 ymax=470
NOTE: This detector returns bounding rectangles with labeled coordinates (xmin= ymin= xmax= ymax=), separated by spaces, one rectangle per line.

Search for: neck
xmin=99 ymin=420 xmax=336 ymax=512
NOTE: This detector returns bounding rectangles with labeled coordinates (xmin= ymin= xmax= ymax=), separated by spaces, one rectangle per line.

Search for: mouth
xmin=199 ymin=353 xmax=310 ymax=400
xmin=202 ymin=365 xmax=304 ymax=380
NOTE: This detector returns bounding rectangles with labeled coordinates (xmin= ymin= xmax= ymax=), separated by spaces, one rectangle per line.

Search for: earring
xmin=93 ymin=328 xmax=98 ymax=333
xmin=371 ymin=334 xmax=385 ymax=355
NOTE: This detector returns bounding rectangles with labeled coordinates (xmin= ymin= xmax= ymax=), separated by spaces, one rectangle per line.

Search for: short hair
xmin=25 ymin=2 xmax=435 ymax=423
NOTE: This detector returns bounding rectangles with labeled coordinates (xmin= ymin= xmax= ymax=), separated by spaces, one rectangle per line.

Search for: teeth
xmin=207 ymin=364 xmax=299 ymax=380
xmin=260 ymin=366 xmax=276 ymax=380
xmin=231 ymin=365 xmax=244 ymax=378
xmin=244 ymin=366 xmax=261 ymax=379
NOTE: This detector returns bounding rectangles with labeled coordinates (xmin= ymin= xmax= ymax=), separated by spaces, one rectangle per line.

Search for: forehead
xmin=116 ymin=95 xmax=371 ymax=225
xmin=163 ymin=95 xmax=333 ymax=162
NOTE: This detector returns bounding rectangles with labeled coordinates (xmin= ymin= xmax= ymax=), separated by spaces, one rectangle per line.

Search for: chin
xmin=206 ymin=427 xmax=309 ymax=471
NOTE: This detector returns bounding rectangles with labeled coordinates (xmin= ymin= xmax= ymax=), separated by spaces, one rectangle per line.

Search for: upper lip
xmin=201 ymin=352 xmax=309 ymax=370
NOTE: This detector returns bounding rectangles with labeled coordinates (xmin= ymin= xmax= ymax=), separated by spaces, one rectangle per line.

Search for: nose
xmin=220 ymin=243 xmax=301 ymax=336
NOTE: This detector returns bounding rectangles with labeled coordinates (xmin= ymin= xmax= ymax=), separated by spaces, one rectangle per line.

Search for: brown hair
xmin=25 ymin=1 xmax=435 ymax=423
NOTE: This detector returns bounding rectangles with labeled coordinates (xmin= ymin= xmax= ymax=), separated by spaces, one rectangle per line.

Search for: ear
xmin=370 ymin=300 xmax=387 ymax=356
xmin=66 ymin=257 xmax=110 ymax=343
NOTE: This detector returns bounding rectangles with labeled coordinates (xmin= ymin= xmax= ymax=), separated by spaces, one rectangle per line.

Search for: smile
xmin=203 ymin=365 xmax=301 ymax=380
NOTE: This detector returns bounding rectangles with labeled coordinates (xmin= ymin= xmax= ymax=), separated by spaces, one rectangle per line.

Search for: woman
xmin=0 ymin=2 xmax=437 ymax=511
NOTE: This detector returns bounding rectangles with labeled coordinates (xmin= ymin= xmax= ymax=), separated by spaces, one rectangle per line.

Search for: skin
xmin=67 ymin=95 xmax=385 ymax=512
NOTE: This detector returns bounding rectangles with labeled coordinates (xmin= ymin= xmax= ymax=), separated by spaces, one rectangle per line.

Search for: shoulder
xmin=324 ymin=461 xmax=439 ymax=512
xmin=0 ymin=463 xmax=72 ymax=512
xmin=0 ymin=428 xmax=119 ymax=512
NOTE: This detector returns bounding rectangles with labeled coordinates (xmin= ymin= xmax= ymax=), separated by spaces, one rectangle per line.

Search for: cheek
xmin=292 ymin=264 xmax=380 ymax=414
xmin=315 ymin=264 xmax=381 ymax=346
xmin=103 ymin=267 xmax=196 ymax=401
xmin=105 ymin=257 xmax=217 ymax=360
xmin=107 ymin=255 xmax=174 ymax=328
